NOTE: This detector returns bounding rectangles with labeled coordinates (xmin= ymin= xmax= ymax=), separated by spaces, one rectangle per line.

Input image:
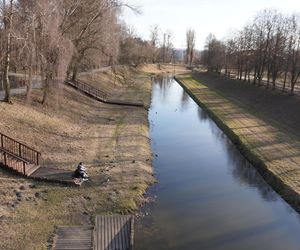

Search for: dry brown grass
xmin=79 ymin=66 xmax=151 ymax=106
xmin=139 ymin=63 xmax=190 ymax=75
xmin=177 ymin=74 xmax=300 ymax=213
xmin=0 ymin=69 xmax=154 ymax=250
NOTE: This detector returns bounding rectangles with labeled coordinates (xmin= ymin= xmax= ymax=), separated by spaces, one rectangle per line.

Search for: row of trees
xmin=0 ymin=0 xmax=199 ymax=104
xmin=119 ymin=25 xmax=176 ymax=65
xmin=148 ymin=26 xmax=198 ymax=65
xmin=149 ymin=25 xmax=176 ymax=64
xmin=201 ymin=10 xmax=300 ymax=95
xmin=0 ymin=0 xmax=129 ymax=104
xmin=1 ymin=0 xmax=195 ymax=104
xmin=186 ymin=29 xmax=196 ymax=66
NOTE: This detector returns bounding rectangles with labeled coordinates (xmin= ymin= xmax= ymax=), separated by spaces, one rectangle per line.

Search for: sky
xmin=122 ymin=0 xmax=300 ymax=50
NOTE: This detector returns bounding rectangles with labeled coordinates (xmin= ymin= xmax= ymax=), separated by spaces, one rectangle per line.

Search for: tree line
xmin=0 ymin=0 xmax=181 ymax=105
xmin=201 ymin=9 xmax=300 ymax=95
xmin=0 ymin=0 xmax=128 ymax=103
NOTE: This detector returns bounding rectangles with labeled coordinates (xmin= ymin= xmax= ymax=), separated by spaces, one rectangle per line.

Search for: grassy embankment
xmin=0 ymin=67 xmax=154 ymax=250
xmin=139 ymin=63 xmax=191 ymax=76
xmin=176 ymin=73 xmax=300 ymax=213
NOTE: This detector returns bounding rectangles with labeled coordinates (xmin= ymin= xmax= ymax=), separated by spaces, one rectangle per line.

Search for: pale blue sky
xmin=123 ymin=0 xmax=300 ymax=49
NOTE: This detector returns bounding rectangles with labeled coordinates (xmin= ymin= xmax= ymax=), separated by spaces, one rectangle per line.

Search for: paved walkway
xmin=0 ymin=82 xmax=42 ymax=101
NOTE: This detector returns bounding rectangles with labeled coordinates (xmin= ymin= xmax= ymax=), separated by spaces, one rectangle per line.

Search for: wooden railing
xmin=0 ymin=148 xmax=29 ymax=175
xmin=0 ymin=132 xmax=41 ymax=165
xmin=67 ymin=79 xmax=108 ymax=102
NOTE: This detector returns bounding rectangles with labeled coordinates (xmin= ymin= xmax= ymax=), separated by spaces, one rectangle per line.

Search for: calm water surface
xmin=135 ymin=77 xmax=300 ymax=250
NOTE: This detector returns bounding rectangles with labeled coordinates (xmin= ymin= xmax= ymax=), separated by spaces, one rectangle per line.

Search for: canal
xmin=135 ymin=76 xmax=300 ymax=250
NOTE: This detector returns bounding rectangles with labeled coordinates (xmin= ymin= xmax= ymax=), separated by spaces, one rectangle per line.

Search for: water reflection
xmin=154 ymin=76 xmax=173 ymax=104
xmin=197 ymin=107 xmax=278 ymax=202
xmin=136 ymin=77 xmax=300 ymax=250
xmin=180 ymin=90 xmax=190 ymax=111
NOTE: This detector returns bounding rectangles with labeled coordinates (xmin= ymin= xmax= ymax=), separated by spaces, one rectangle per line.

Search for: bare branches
xmin=201 ymin=34 xmax=225 ymax=73
xmin=0 ymin=0 xmax=151 ymax=104
xmin=203 ymin=9 xmax=300 ymax=95
xmin=186 ymin=29 xmax=196 ymax=66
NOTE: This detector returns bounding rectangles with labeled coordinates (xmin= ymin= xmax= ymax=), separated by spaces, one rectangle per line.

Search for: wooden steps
xmin=0 ymin=132 xmax=41 ymax=177
xmin=66 ymin=80 xmax=108 ymax=102
xmin=52 ymin=215 xmax=135 ymax=250
xmin=0 ymin=148 xmax=40 ymax=176
xmin=25 ymin=164 xmax=40 ymax=176
xmin=52 ymin=226 xmax=93 ymax=250
xmin=66 ymin=80 xmax=146 ymax=109
xmin=94 ymin=215 xmax=134 ymax=250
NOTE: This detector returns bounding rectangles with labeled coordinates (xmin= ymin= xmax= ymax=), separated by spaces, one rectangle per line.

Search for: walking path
xmin=0 ymin=81 xmax=42 ymax=101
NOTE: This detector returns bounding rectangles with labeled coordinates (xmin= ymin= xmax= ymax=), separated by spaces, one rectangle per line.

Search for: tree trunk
xmin=3 ymin=0 xmax=13 ymax=103
xmin=247 ymin=71 xmax=251 ymax=83
xmin=266 ymin=70 xmax=271 ymax=89
xmin=72 ymin=64 xmax=78 ymax=81
xmin=290 ymin=72 xmax=300 ymax=95
xmin=26 ymin=48 xmax=34 ymax=101
xmin=42 ymin=76 xmax=50 ymax=105
xmin=272 ymin=71 xmax=277 ymax=91
xmin=71 ymin=53 xmax=84 ymax=81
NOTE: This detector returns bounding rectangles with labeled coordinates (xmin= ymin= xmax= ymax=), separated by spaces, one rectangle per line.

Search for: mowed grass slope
xmin=176 ymin=74 xmax=300 ymax=212
xmin=0 ymin=70 xmax=154 ymax=250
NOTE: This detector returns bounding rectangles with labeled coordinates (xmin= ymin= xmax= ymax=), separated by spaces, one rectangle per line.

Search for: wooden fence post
xmin=4 ymin=152 xmax=7 ymax=166
xmin=37 ymin=152 xmax=39 ymax=165
xmin=23 ymin=162 xmax=26 ymax=175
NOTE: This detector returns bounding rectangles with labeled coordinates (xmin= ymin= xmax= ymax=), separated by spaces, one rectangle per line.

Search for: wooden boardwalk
xmin=94 ymin=215 xmax=134 ymax=250
xmin=52 ymin=215 xmax=134 ymax=250
xmin=52 ymin=226 xmax=93 ymax=250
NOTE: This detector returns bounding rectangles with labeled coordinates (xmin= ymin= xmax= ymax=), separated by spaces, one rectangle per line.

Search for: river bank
xmin=175 ymin=73 xmax=300 ymax=214
xmin=0 ymin=67 xmax=155 ymax=249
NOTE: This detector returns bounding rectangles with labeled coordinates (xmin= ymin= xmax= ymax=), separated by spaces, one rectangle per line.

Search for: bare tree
xmin=160 ymin=30 xmax=173 ymax=63
xmin=212 ymin=9 xmax=300 ymax=94
xmin=1 ymin=0 xmax=14 ymax=103
xmin=32 ymin=0 xmax=74 ymax=105
xmin=150 ymin=25 xmax=159 ymax=63
xmin=201 ymin=34 xmax=225 ymax=73
xmin=63 ymin=0 xmax=135 ymax=80
xmin=119 ymin=25 xmax=152 ymax=66
xmin=186 ymin=29 xmax=196 ymax=66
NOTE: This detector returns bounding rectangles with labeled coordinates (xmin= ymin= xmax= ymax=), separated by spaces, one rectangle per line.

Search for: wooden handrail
xmin=0 ymin=148 xmax=30 ymax=164
xmin=0 ymin=132 xmax=41 ymax=165
xmin=67 ymin=79 xmax=147 ymax=108
xmin=67 ymin=79 xmax=108 ymax=101
xmin=0 ymin=148 xmax=28 ymax=175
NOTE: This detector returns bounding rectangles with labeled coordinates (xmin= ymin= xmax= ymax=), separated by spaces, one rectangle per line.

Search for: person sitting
xmin=73 ymin=162 xmax=89 ymax=180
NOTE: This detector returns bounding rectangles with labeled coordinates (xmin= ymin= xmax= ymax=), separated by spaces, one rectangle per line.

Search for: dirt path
xmin=176 ymin=74 xmax=300 ymax=214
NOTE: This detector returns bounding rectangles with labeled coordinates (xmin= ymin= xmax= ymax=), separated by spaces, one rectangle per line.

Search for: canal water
xmin=135 ymin=77 xmax=300 ymax=250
